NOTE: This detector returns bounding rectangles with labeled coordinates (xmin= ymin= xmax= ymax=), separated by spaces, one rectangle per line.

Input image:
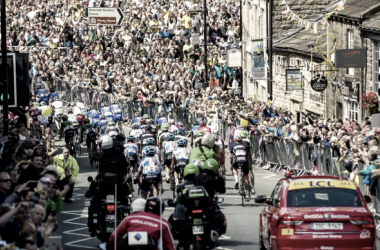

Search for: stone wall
xmin=273 ymin=0 xmax=335 ymax=39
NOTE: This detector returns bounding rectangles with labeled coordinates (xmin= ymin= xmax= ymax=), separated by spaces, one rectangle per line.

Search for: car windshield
xmin=287 ymin=188 xmax=362 ymax=207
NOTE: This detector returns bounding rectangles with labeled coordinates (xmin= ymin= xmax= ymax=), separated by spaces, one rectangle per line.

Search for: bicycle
xmin=237 ymin=164 xmax=252 ymax=207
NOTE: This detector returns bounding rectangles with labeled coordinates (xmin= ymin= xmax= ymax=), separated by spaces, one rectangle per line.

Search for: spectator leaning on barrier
xmin=53 ymin=148 xmax=79 ymax=203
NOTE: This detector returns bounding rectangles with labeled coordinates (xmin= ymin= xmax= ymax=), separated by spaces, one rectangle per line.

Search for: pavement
xmin=55 ymin=125 xmax=380 ymax=250
xmin=54 ymin=125 xmax=282 ymax=250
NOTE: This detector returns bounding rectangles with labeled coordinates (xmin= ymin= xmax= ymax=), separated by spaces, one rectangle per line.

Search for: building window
xmin=280 ymin=56 xmax=287 ymax=75
xmin=347 ymin=29 xmax=354 ymax=75
xmin=374 ymin=40 xmax=380 ymax=90
xmin=345 ymin=99 xmax=358 ymax=121
xmin=275 ymin=56 xmax=281 ymax=75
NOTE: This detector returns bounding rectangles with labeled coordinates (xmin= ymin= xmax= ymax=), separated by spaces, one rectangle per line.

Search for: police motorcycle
xmin=168 ymin=187 xmax=226 ymax=250
xmin=85 ymin=136 xmax=131 ymax=243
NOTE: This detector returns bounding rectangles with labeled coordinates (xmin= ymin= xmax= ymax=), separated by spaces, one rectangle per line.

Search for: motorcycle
xmin=168 ymin=186 xmax=227 ymax=250
xmin=86 ymin=175 xmax=131 ymax=242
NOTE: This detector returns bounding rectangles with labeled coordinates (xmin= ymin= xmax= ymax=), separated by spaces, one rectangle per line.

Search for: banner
xmin=335 ymin=48 xmax=367 ymax=68
xmin=226 ymin=48 xmax=241 ymax=68
xmin=252 ymin=40 xmax=265 ymax=78
xmin=285 ymin=69 xmax=302 ymax=91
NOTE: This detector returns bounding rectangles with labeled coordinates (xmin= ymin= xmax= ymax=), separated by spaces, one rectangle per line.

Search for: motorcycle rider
xmin=173 ymin=164 xmax=199 ymax=205
xmin=171 ymin=139 xmax=190 ymax=186
xmin=98 ymin=135 xmax=129 ymax=197
xmin=189 ymin=133 xmax=222 ymax=169
xmin=135 ymin=147 xmax=162 ymax=199
xmin=231 ymin=137 xmax=254 ymax=201
xmin=108 ymin=197 xmax=175 ymax=250
xmin=162 ymin=133 xmax=177 ymax=184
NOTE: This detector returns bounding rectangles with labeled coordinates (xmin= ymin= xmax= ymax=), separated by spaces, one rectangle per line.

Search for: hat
xmin=40 ymin=165 xmax=59 ymax=177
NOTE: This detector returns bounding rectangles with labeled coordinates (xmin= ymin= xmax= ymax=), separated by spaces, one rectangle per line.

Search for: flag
xmin=228 ymin=125 xmax=235 ymax=151
xmin=251 ymin=54 xmax=255 ymax=76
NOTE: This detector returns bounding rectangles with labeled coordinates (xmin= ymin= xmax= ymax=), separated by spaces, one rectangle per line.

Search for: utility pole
xmin=203 ymin=0 xmax=208 ymax=88
xmin=1 ymin=0 xmax=8 ymax=134
xmin=268 ymin=0 xmax=273 ymax=101
xmin=240 ymin=0 xmax=243 ymax=95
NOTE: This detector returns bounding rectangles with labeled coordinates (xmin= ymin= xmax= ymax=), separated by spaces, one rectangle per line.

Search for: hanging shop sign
xmin=252 ymin=40 xmax=265 ymax=78
xmin=310 ymin=74 xmax=328 ymax=92
xmin=286 ymin=69 xmax=302 ymax=91
xmin=226 ymin=48 xmax=242 ymax=68
xmin=335 ymin=48 xmax=367 ymax=68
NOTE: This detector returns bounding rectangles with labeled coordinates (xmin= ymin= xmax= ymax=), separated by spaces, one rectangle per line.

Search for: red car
xmin=255 ymin=174 xmax=375 ymax=250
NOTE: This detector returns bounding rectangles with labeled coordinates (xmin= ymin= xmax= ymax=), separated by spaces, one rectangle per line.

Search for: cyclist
xmin=175 ymin=128 xmax=188 ymax=145
xmin=189 ymin=133 xmax=222 ymax=169
xmin=140 ymin=125 xmax=156 ymax=154
xmin=64 ymin=121 xmax=77 ymax=150
xmin=135 ymin=147 xmax=162 ymax=199
xmin=48 ymin=88 xmax=59 ymax=102
xmin=60 ymin=115 xmax=72 ymax=139
xmin=158 ymin=123 xmax=170 ymax=149
xmin=104 ymin=110 xmax=114 ymax=122
xmin=87 ymin=109 xmax=100 ymax=128
xmin=155 ymin=111 xmax=168 ymax=126
xmin=124 ymin=135 xmax=139 ymax=190
xmin=129 ymin=123 xmax=143 ymax=145
xmin=192 ymin=130 xmax=204 ymax=148
xmin=141 ymin=138 xmax=161 ymax=161
xmin=99 ymin=103 xmax=111 ymax=114
xmin=110 ymin=103 xmax=123 ymax=122
xmin=171 ymin=139 xmax=190 ymax=186
xmin=51 ymin=97 xmax=64 ymax=134
xmin=176 ymin=121 xmax=185 ymax=130
xmin=97 ymin=115 xmax=108 ymax=135
xmin=82 ymin=118 xmax=97 ymax=162
xmin=162 ymin=133 xmax=177 ymax=184
xmin=197 ymin=121 xmax=211 ymax=133
xmin=132 ymin=112 xmax=143 ymax=124
xmin=105 ymin=120 xmax=120 ymax=136
xmin=230 ymin=137 xmax=254 ymax=201
xmin=212 ymin=130 xmax=226 ymax=176
xmin=168 ymin=119 xmax=178 ymax=135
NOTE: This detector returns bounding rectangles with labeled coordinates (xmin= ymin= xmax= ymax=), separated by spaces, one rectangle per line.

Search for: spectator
xmin=17 ymin=154 xmax=44 ymax=185
xmin=0 ymin=172 xmax=12 ymax=205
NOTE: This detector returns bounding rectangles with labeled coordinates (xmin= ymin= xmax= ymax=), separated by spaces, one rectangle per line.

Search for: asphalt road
xmin=55 ymin=125 xmax=282 ymax=250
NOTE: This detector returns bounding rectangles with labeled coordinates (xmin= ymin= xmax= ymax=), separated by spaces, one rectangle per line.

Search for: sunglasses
xmin=0 ymin=179 xmax=11 ymax=183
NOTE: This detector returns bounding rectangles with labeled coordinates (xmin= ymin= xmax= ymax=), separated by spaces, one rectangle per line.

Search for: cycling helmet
xmin=178 ymin=128 xmax=185 ymax=135
xmin=107 ymin=120 xmax=115 ymax=126
xmin=193 ymin=121 xmax=199 ymax=126
xmin=168 ymin=119 xmax=175 ymax=125
xmin=130 ymin=198 xmax=147 ymax=213
xmin=127 ymin=135 xmax=135 ymax=142
xmin=212 ymin=133 xmax=219 ymax=141
xmin=146 ymin=138 xmax=155 ymax=145
xmin=134 ymin=112 xmax=141 ymax=117
xmin=177 ymin=139 xmax=187 ymax=147
xmin=201 ymin=133 xmax=215 ymax=148
xmin=184 ymin=164 xmax=199 ymax=178
xmin=62 ymin=115 xmax=68 ymax=121
xmin=145 ymin=197 xmax=165 ymax=216
xmin=239 ymin=130 xmax=248 ymax=139
xmin=84 ymin=118 xmax=90 ymax=124
xmin=132 ymin=123 xmax=140 ymax=129
xmin=161 ymin=124 xmax=169 ymax=131
xmin=144 ymin=146 xmax=156 ymax=156
xmin=199 ymin=121 xmax=206 ymax=126
xmin=145 ymin=124 xmax=152 ymax=131
xmin=203 ymin=158 xmax=219 ymax=174
xmin=100 ymin=135 xmax=113 ymax=150
xmin=99 ymin=114 xmax=105 ymax=119
xmin=166 ymin=134 xmax=175 ymax=141
xmin=140 ymin=118 xmax=146 ymax=125
xmin=194 ymin=130 xmax=204 ymax=138
xmin=50 ymin=88 xmax=55 ymax=93
xmin=146 ymin=120 xmax=154 ymax=126
xmin=143 ymin=114 xmax=149 ymax=119
xmin=177 ymin=121 xmax=184 ymax=127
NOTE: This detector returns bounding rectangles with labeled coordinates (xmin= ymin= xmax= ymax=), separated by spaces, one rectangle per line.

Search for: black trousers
xmin=56 ymin=178 xmax=74 ymax=200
